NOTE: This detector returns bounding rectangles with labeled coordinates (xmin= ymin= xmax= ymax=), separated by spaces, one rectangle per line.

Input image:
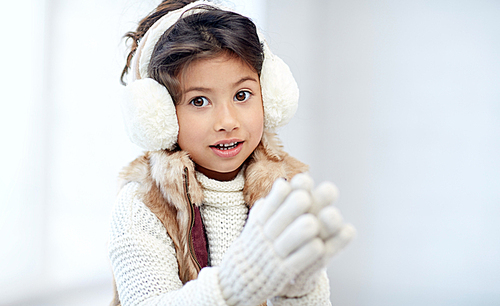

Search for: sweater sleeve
xmin=268 ymin=270 xmax=332 ymax=306
xmin=109 ymin=182 xmax=227 ymax=306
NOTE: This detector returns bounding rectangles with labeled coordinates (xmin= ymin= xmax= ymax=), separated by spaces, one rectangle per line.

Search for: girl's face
xmin=176 ymin=54 xmax=264 ymax=181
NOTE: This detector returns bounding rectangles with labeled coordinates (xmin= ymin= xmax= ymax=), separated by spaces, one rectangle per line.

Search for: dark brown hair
xmin=121 ymin=0 xmax=264 ymax=104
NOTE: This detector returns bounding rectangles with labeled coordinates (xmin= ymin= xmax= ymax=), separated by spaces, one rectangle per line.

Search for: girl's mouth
xmin=210 ymin=141 xmax=244 ymax=157
xmin=211 ymin=142 xmax=240 ymax=150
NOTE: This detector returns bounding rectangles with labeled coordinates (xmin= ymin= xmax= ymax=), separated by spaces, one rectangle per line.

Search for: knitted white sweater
xmin=109 ymin=171 xmax=331 ymax=306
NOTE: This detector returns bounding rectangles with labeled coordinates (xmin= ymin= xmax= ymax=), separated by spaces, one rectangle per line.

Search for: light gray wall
xmin=266 ymin=0 xmax=500 ymax=305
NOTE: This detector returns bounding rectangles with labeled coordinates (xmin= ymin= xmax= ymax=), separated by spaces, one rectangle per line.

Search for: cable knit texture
xmin=109 ymin=182 xmax=184 ymax=305
xmin=196 ymin=171 xmax=248 ymax=267
xmin=269 ymin=270 xmax=332 ymax=306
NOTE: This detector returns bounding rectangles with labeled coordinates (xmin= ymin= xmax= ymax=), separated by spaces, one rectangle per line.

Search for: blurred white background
xmin=0 ymin=0 xmax=498 ymax=305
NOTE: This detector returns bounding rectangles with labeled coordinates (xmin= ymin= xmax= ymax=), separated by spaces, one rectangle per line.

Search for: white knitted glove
xmin=218 ymin=178 xmax=325 ymax=306
xmin=276 ymin=173 xmax=356 ymax=299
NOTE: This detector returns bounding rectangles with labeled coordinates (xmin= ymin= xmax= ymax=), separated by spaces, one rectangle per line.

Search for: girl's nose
xmin=214 ymin=102 xmax=240 ymax=132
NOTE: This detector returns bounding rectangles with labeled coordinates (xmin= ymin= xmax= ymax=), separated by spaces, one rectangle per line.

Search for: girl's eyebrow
xmin=184 ymin=86 xmax=213 ymax=94
xmin=234 ymin=76 xmax=259 ymax=86
xmin=183 ymin=76 xmax=259 ymax=94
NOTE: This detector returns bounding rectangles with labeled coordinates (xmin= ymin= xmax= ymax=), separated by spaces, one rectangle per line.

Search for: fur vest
xmin=111 ymin=132 xmax=308 ymax=305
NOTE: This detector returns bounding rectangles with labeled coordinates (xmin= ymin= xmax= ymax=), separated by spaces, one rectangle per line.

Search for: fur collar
xmin=117 ymin=131 xmax=308 ymax=284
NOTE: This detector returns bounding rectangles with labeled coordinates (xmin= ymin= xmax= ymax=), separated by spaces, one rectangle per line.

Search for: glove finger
xmin=252 ymin=178 xmax=292 ymax=224
xmin=274 ymin=214 xmax=320 ymax=258
xmin=248 ymin=197 xmax=265 ymax=220
xmin=324 ymin=223 xmax=356 ymax=257
xmin=310 ymin=181 xmax=339 ymax=215
xmin=317 ymin=205 xmax=343 ymax=239
xmin=290 ymin=173 xmax=314 ymax=192
xmin=283 ymin=238 xmax=325 ymax=274
xmin=264 ymin=189 xmax=312 ymax=240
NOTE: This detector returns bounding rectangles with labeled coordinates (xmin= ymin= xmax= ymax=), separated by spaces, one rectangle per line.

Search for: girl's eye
xmin=234 ymin=91 xmax=251 ymax=102
xmin=189 ymin=97 xmax=209 ymax=107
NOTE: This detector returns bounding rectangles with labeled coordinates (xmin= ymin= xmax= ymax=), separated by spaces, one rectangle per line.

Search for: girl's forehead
xmin=184 ymin=52 xmax=253 ymax=74
xmin=180 ymin=54 xmax=259 ymax=89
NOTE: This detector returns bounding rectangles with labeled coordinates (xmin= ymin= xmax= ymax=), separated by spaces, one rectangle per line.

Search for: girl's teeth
xmin=216 ymin=142 xmax=238 ymax=150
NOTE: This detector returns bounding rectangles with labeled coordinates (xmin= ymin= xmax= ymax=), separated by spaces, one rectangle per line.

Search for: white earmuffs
xmin=122 ymin=0 xmax=299 ymax=151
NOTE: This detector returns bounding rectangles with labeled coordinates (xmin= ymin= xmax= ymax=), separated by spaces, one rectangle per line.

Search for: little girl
xmin=109 ymin=1 xmax=355 ymax=305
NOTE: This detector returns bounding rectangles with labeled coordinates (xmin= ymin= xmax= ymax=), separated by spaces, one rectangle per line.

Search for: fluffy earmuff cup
xmin=122 ymin=78 xmax=179 ymax=151
xmin=260 ymin=43 xmax=299 ymax=130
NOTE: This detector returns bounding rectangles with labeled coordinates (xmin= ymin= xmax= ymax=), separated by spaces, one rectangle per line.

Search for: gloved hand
xmin=218 ymin=178 xmax=325 ymax=306
xmin=276 ymin=173 xmax=356 ymax=298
